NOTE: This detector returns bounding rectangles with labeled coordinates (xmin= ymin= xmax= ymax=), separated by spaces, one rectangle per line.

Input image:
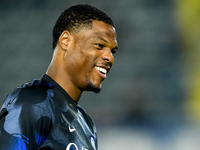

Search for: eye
xmin=94 ymin=43 xmax=104 ymax=50
xmin=111 ymin=49 xmax=117 ymax=55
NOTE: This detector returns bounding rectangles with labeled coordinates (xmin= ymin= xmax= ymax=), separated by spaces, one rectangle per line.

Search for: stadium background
xmin=1 ymin=0 xmax=200 ymax=149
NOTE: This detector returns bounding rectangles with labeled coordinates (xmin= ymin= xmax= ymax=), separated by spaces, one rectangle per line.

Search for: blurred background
xmin=1 ymin=0 xmax=200 ymax=149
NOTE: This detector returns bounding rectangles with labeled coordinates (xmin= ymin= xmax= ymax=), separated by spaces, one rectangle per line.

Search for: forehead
xmin=92 ymin=20 xmax=117 ymax=37
xmin=77 ymin=20 xmax=117 ymax=46
xmin=91 ymin=21 xmax=117 ymax=45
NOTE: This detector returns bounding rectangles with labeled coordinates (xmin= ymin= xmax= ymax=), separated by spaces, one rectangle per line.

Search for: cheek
xmin=70 ymin=43 xmax=98 ymax=71
xmin=81 ymin=48 xmax=98 ymax=68
xmin=68 ymin=48 xmax=85 ymax=66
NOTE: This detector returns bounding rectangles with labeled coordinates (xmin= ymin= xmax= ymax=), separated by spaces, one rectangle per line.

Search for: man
xmin=0 ymin=4 xmax=118 ymax=150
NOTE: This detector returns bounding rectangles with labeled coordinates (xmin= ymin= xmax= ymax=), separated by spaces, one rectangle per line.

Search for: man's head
xmin=47 ymin=4 xmax=118 ymax=101
xmin=52 ymin=4 xmax=115 ymax=49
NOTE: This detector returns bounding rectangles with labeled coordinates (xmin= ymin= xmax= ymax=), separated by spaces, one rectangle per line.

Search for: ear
xmin=58 ymin=31 xmax=71 ymax=50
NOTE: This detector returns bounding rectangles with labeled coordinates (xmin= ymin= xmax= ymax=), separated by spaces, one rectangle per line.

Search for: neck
xmin=46 ymin=68 xmax=83 ymax=103
xmin=46 ymin=48 xmax=82 ymax=103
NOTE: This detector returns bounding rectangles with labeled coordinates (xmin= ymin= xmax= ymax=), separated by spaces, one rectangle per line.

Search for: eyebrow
xmin=95 ymin=37 xmax=118 ymax=50
xmin=95 ymin=37 xmax=108 ymax=43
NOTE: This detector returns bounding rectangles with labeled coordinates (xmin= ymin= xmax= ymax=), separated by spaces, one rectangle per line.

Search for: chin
xmin=84 ymin=77 xmax=103 ymax=93
xmin=92 ymin=87 xmax=101 ymax=93
xmin=85 ymin=81 xmax=102 ymax=93
xmin=86 ymin=84 xmax=101 ymax=93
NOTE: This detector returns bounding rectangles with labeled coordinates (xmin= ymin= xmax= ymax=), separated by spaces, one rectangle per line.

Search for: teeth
xmin=95 ymin=66 xmax=107 ymax=74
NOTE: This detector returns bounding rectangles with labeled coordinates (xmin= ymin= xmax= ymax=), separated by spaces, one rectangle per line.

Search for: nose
xmin=102 ymin=50 xmax=114 ymax=64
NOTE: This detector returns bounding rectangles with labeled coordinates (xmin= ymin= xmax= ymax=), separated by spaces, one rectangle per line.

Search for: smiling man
xmin=0 ymin=4 xmax=118 ymax=150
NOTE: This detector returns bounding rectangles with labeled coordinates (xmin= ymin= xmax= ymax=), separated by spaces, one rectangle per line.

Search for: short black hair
xmin=52 ymin=4 xmax=115 ymax=49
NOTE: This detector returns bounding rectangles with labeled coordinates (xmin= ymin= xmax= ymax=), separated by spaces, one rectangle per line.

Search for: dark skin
xmin=46 ymin=20 xmax=118 ymax=103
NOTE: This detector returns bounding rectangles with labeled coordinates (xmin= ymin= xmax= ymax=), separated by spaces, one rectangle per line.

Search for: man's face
xmin=64 ymin=20 xmax=118 ymax=93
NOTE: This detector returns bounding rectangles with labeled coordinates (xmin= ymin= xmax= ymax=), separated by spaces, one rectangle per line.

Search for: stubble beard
xmin=85 ymin=77 xmax=101 ymax=93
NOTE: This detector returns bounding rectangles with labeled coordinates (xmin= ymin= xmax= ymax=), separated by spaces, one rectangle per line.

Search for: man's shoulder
xmin=18 ymin=78 xmax=50 ymax=104
xmin=0 ymin=78 xmax=55 ymax=122
xmin=3 ymin=78 xmax=53 ymax=107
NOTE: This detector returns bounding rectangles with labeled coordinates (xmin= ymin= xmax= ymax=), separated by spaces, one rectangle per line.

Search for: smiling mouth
xmin=95 ymin=66 xmax=107 ymax=74
xmin=95 ymin=66 xmax=107 ymax=78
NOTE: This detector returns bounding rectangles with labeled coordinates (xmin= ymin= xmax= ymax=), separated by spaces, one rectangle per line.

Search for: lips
xmin=95 ymin=66 xmax=109 ymax=79
xmin=95 ymin=66 xmax=107 ymax=74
